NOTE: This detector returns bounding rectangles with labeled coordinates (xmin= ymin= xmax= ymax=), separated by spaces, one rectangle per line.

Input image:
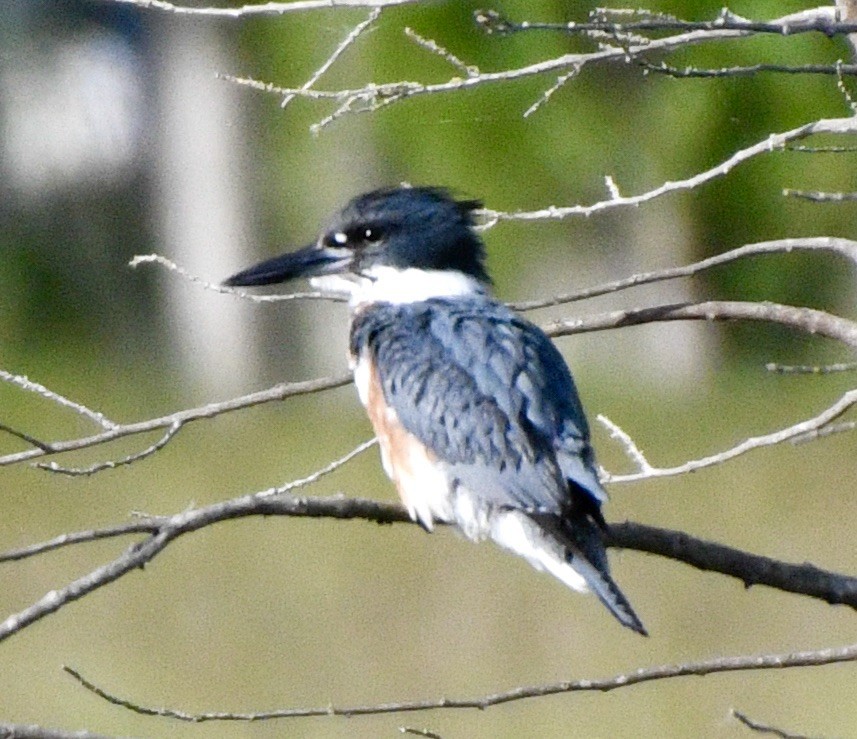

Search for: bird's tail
xmin=490 ymin=509 xmax=647 ymax=635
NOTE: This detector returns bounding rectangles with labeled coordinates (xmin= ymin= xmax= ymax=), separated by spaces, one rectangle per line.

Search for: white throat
xmin=311 ymin=265 xmax=486 ymax=307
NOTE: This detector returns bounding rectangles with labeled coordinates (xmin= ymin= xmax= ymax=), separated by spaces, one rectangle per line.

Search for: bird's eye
xmin=363 ymin=226 xmax=383 ymax=242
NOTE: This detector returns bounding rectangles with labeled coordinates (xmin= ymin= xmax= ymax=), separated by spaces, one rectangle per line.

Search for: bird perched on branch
xmin=225 ymin=186 xmax=646 ymax=635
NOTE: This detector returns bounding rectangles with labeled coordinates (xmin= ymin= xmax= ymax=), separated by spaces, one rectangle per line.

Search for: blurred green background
xmin=2 ymin=0 xmax=856 ymax=736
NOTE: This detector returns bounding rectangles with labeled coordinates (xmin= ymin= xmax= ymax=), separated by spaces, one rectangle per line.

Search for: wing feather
xmin=350 ymin=298 xmax=605 ymax=513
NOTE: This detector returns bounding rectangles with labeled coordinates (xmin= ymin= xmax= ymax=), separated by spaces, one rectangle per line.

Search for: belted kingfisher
xmin=225 ymin=186 xmax=646 ymax=635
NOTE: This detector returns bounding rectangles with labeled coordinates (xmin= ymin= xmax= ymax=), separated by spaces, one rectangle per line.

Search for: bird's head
xmin=224 ymin=186 xmax=490 ymax=303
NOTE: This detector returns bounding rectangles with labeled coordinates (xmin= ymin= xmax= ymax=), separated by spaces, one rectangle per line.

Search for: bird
xmin=224 ymin=186 xmax=646 ymax=635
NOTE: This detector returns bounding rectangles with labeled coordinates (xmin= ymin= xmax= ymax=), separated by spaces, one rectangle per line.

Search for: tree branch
xmin=607 ymin=523 xmax=857 ymax=606
xmin=598 ymin=389 xmax=857 ymax=484
xmin=642 ymin=61 xmax=857 ymax=79
xmin=281 ymin=7 xmax=383 ymax=110
xmin=511 ymin=237 xmax=857 ymax=311
xmin=0 ymin=374 xmax=351 ymax=467
xmin=2 ymin=490 xmax=855 ymax=646
xmin=0 ymin=724 xmax=113 ymax=739
xmin=783 ymin=189 xmax=857 ymax=202
xmin=546 ymin=300 xmax=857 ymax=350
xmin=130 ymin=254 xmax=342 ymax=303
xmin=486 ymin=118 xmax=857 ymax=222
xmin=224 ymin=8 xmax=852 ymax=131
xmin=476 ymin=8 xmax=857 ymax=39
xmin=107 ymin=0 xmax=419 ymax=18
xmin=0 ymin=370 xmax=116 ymax=430
xmin=62 ymin=641 xmax=857 ymax=720
xmin=731 ymin=709 xmax=814 ymax=739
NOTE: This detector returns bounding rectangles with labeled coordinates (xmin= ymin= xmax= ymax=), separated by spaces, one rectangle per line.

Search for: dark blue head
xmin=224 ymin=186 xmax=490 ymax=288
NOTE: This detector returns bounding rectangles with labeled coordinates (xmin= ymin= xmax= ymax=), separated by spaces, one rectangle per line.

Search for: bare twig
xmin=130 ymin=254 xmax=343 ymax=303
xmin=3 ymin=494 xmax=855 ymax=645
xmin=794 ymin=421 xmax=857 ymax=444
xmin=487 ymin=118 xmax=857 ymax=222
xmin=0 ymin=519 xmax=162 ymax=563
xmin=546 ymin=300 xmax=857 ymax=350
xmin=0 ymin=423 xmax=53 ymax=452
xmin=642 ymin=61 xmax=857 ymax=78
xmin=256 ymin=437 xmax=377 ymax=498
xmin=34 ymin=421 xmax=183 ymax=476
xmin=836 ymin=58 xmax=857 ymax=112
xmin=600 ymin=389 xmax=857 ymax=484
xmin=0 ymin=724 xmax=114 ymax=739
xmin=523 ymin=67 xmax=580 ymax=118
xmin=477 ymin=8 xmax=857 ymax=38
xmin=106 ymin=0 xmax=419 ymax=18
xmin=282 ymin=8 xmax=382 ymax=110
xmin=766 ymin=361 xmax=857 ymax=374
xmin=227 ymin=9 xmax=850 ymax=129
xmin=0 ymin=494 xmax=408 ymax=644
xmin=788 ymin=144 xmax=857 ymax=152
xmin=732 ymin=709 xmax=815 ymax=739
xmin=597 ymin=415 xmax=654 ymax=474
xmin=399 ymin=728 xmax=444 ymax=739
xmin=511 ymin=237 xmax=857 ymax=311
xmin=62 ymin=641 xmax=857 ymax=720
xmin=606 ymin=522 xmax=857 ymax=607
xmin=783 ymin=189 xmax=857 ymax=202
xmin=0 ymin=370 xmax=117 ymax=430
xmin=793 ymin=419 xmax=857 ymax=443
xmin=0 ymin=374 xmax=351 ymax=468
xmin=404 ymin=28 xmax=478 ymax=77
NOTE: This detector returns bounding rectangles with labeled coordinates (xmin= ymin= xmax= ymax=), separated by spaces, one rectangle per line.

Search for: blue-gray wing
xmin=350 ymin=298 xmax=606 ymax=514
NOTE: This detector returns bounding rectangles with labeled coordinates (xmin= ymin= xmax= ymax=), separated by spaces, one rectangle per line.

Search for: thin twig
xmin=600 ymin=389 xmax=857 ymax=484
xmin=0 ymin=519 xmax=163 ymax=563
xmin=511 ymin=237 xmax=857 ymax=311
xmin=783 ymin=189 xmax=857 ymax=202
xmin=487 ymin=118 xmax=857 ymax=222
xmin=404 ymin=28 xmax=478 ymax=77
xmin=836 ymin=58 xmax=857 ymax=113
xmin=546 ymin=300 xmax=857 ymax=350
xmin=0 ymin=370 xmax=117 ymax=430
xmin=0 ymin=724 xmax=114 ymax=739
xmin=731 ymin=709 xmax=815 ymax=739
xmin=256 ymin=437 xmax=377 ymax=498
xmin=642 ymin=61 xmax=857 ymax=79
xmin=34 ymin=421 xmax=184 ymax=476
xmin=227 ymin=9 xmax=853 ymax=130
xmin=480 ymin=9 xmax=857 ymax=38
xmin=523 ymin=67 xmax=580 ymax=117
xmin=597 ymin=415 xmax=653 ymax=474
xmin=130 ymin=254 xmax=343 ymax=303
xmin=766 ymin=361 xmax=857 ymax=374
xmin=62 ymin=641 xmax=857 ymax=720
xmin=282 ymin=8 xmax=382 ymax=109
xmin=0 ymin=374 xmax=351 ymax=467
xmin=0 ymin=423 xmax=53 ymax=452
xmin=793 ymin=419 xmax=857 ymax=444
xmin=107 ymin=0 xmax=418 ymax=17
xmin=788 ymin=144 xmax=857 ymax=152
xmin=0 ymin=440 xmax=397 ymax=644
xmin=400 ymin=728 xmax=444 ymax=739
xmin=0 ymin=496 xmax=406 ymax=644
